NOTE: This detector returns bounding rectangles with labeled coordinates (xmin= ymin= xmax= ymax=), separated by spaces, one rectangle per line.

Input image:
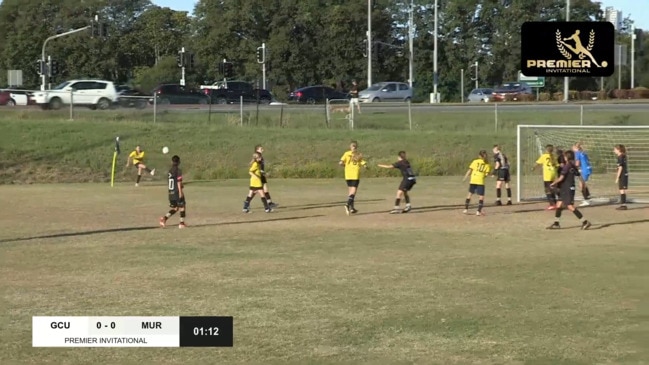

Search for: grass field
xmin=1 ymin=178 xmax=649 ymax=364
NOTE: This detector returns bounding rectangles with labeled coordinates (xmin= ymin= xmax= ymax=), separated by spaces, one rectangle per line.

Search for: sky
xmin=151 ymin=0 xmax=648 ymax=30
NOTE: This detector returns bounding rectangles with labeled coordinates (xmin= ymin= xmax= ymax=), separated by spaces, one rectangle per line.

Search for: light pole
xmin=408 ymin=0 xmax=414 ymax=87
xmin=631 ymin=22 xmax=635 ymax=88
xmin=433 ymin=0 xmax=438 ymax=103
xmin=367 ymin=0 xmax=372 ymax=87
xmin=563 ymin=0 xmax=570 ymax=103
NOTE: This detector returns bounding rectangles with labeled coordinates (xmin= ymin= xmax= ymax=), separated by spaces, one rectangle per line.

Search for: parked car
xmin=200 ymin=80 xmax=273 ymax=104
xmin=358 ymin=82 xmax=412 ymax=103
xmin=0 ymin=88 xmax=35 ymax=106
xmin=287 ymin=86 xmax=349 ymax=104
xmin=491 ymin=82 xmax=532 ymax=102
xmin=116 ymin=86 xmax=148 ymax=109
xmin=150 ymin=84 xmax=209 ymax=105
xmin=32 ymin=80 xmax=118 ymax=110
xmin=467 ymin=88 xmax=493 ymax=103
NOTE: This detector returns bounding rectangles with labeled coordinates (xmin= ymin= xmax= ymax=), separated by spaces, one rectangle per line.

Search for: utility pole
xmin=470 ymin=61 xmax=478 ymax=89
xmin=408 ymin=0 xmax=414 ymax=87
xmin=179 ymin=47 xmax=186 ymax=86
xmin=257 ymin=43 xmax=267 ymax=90
xmin=433 ymin=0 xmax=438 ymax=103
xmin=47 ymin=55 xmax=52 ymax=90
xmin=367 ymin=0 xmax=372 ymax=87
xmin=631 ymin=22 xmax=635 ymax=88
xmin=563 ymin=0 xmax=570 ymax=103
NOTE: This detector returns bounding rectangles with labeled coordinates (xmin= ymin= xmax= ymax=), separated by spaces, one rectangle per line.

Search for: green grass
xmin=1 ymin=104 xmax=649 ymax=184
xmin=1 ymin=178 xmax=648 ymax=364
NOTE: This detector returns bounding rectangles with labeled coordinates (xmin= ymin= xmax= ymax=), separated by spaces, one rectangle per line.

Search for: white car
xmin=358 ymin=82 xmax=413 ymax=103
xmin=33 ymin=80 xmax=118 ymax=110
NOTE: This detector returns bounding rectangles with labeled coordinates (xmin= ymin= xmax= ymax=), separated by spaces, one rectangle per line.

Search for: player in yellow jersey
xmin=126 ymin=145 xmax=155 ymax=186
xmin=462 ymin=150 xmax=492 ymax=216
xmin=242 ymin=153 xmax=272 ymax=213
xmin=533 ymin=144 xmax=559 ymax=210
xmin=339 ymin=140 xmax=367 ymax=215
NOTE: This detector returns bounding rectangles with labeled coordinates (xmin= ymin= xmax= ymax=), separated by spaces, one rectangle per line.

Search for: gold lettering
xmin=524 ymin=59 xmax=595 ymax=68
xmin=527 ymin=60 xmax=537 ymax=67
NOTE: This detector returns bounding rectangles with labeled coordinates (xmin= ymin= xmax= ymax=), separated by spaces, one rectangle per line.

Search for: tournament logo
xmin=521 ymin=22 xmax=614 ymax=77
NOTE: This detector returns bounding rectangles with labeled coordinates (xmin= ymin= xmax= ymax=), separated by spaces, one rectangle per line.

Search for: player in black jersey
xmin=492 ymin=145 xmax=512 ymax=205
xmin=378 ymin=151 xmax=416 ymax=214
xmin=614 ymin=144 xmax=628 ymax=210
xmin=547 ymin=150 xmax=591 ymax=230
xmin=159 ymin=155 xmax=186 ymax=229
xmin=253 ymin=145 xmax=278 ymax=209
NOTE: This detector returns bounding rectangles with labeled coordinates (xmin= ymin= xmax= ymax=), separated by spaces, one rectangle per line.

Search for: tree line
xmin=0 ymin=0 xmax=647 ymax=102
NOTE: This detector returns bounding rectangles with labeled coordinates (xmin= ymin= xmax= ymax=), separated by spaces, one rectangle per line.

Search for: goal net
xmin=516 ymin=125 xmax=649 ymax=204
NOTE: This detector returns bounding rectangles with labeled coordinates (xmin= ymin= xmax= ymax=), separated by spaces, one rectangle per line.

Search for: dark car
xmin=491 ymin=82 xmax=532 ymax=102
xmin=150 ymin=84 xmax=209 ymax=105
xmin=288 ymin=86 xmax=349 ymax=104
xmin=201 ymin=80 xmax=273 ymax=104
xmin=116 ymin=86 xmax=148 ymax=109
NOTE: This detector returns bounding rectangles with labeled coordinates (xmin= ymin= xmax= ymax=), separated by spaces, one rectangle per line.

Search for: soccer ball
xmin=162 ymin=146 xmax=169 ymax=154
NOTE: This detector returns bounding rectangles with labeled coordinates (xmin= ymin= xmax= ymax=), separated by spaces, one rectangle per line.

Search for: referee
xmin=349 ymin=80 xmax=361 ymax=114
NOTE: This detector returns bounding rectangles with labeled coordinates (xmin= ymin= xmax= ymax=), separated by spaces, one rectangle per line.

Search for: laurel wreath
xmin=556 ymin=29 xmax=572 ymax=59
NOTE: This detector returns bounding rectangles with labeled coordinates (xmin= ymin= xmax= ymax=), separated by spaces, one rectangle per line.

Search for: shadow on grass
xmin=589 ymin=219 xmax=649 ymax=230
xmin=0 ymin=215 xmax=324 ymax=244
xmin=282 ymin=199 xmax=385 ymax=211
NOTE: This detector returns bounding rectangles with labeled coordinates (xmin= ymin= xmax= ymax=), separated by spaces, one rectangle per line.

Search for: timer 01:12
xmin=193 ymin=327 xmax=219 ymax=336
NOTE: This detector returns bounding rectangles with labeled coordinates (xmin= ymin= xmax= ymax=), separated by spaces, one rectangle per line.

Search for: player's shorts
xmin=618 ymin=175 xmax=628 ymax=190
xmin=350 ymin=98 xmax=359 ymax=105
xmin=559 ymin=188 xmax=575 ymax=206
xmin=260 ymin=175 xmax=268 ymax=185
xmin=249 ymin=186 xmax=263 ymax=191
xmin=134 ymin=162 xmax=142 ymax=169
xmin=468 ymin=184 xmax=485 ymax=196
xmin=543 ymin=181 xmax=556 ymax=194
xmin=497 ymin=169 xmax=510 ymax=182
xmin=399 ymin=178 xmax=416 ymax=192
xmin=169 ymin=197 xmax=186 ymax=208
xmin=346 ymin=179 xmax=360 ymax=188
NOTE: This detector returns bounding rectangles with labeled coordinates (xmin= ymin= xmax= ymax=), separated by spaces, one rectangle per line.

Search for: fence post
xmin=349 ymin=99 xmax=354 ymax=130
xmin=494 ymin=103 xmax=498 ymax=132
xmin=153 ymin=92 xmax=157 ymax=124
xmin=325 ymin=98 xmax=330 ymax=128
xmin=240 ymin=95 xmax=244 ymax=127
xmin=279 ymin=104 xmax=284 ymax=127
xmin=69 ymin=89 xmax=73 ymax=121
xmin=580 ymin=105 xmax=584 ymax=125
xmin=408 ymin=99 xmax=412 ymax=131
xmin=208 ymin=91 xmax=212 ymax=122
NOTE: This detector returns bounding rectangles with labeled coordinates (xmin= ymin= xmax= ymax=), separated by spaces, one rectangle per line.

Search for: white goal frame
xmin=516 ymin=124 xmax=649 ymax=204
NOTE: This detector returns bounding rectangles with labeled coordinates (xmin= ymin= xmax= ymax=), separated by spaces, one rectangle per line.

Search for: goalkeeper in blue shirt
xmin=573 ymin=143 xmax=592 ymax=206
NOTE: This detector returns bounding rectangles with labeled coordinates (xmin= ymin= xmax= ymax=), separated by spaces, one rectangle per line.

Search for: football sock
xmin=506 ymin=188 xmax=512 ymax=200
xmin=477 ymin=199 xmax=484 ymax=212
xmin=464 ymin=198 xmax=470 ymax=210
xmin=554 ymin=207 xmax=563 ymax=222
xmin=136 ymin=175 xmax=142 ymax=183
xmin=573 ymin=209 xmax=584 ymax=221
xmin=621 ymin=193 xmax=627 ymax=205
xmin=582 ymin=186 xmax=590 ymax=199
xmin=404 ymin=193 xmax=410 ymax=204
xmin=246 ymin=196 xmax=253 ymax=202
xmin=347 ymin=194 xmax=355 ymax=207
xmin=261 ymin=197 xmax=270 ymax=209
xmin=496 ymin=188 xmax=502 ymax=200
xmin=395 ymin=198 xmax=401 ymax=207
xmin=165 ymin=210 xmax=176 ymax=219
xmin=264 ymin=192 xmax=272 ymax=202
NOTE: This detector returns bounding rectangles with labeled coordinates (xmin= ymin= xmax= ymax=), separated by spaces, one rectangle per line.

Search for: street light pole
xmin=408 ymin=0 xmax=414 ymax=87
xmin=433 ymin=0 xmax=438 ymax=103
xmin=631 ymin=22 xmax=635 ymax=89
xmin=367 ymin=0 xmax=372 ymax=87
xmin=563 ymin=0 xmax=570 ymax=103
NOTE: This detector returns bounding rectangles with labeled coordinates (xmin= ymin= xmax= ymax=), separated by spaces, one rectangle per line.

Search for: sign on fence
xmin=7 ymin=70 xmax=23 ymax=86
xmin=518 ymin=72 xmax=545 ymax=88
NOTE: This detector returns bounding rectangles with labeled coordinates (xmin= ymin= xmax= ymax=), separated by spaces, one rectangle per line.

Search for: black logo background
xmin=521 ymin=21 xmax=615 ymax=77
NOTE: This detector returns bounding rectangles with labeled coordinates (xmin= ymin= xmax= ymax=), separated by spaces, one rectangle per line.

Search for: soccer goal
xmin=516 ymin=125 xmax=649 ymax=204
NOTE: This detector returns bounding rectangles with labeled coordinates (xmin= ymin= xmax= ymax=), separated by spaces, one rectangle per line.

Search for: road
xmin=3 ymin=102 xmax=648 ymax=114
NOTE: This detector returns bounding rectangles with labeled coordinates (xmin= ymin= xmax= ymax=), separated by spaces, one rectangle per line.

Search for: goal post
xmin=516 ymin=125 xmax=649 ymax=204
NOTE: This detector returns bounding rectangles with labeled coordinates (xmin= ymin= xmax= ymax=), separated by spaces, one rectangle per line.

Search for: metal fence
xmin=2 ymin=87 xmax=648 ymax=132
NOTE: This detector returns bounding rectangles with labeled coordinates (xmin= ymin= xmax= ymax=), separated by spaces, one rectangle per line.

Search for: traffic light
xmin=50 ymin=60 xmax=59 ymax=76
xmin=99 ymin=23 xmax=108 ymax=37
xmin=188 ymin=53 xmax=195 ymax=69
xmin=36 ymin=60 xmax=46 ymax=75
xmin=256 ymin=47 xmax=264 ymax=64
xmin=177 ymin=51 xmax=185 ymax=67
xmin=224 ymin=62 xmax=234 ymax=78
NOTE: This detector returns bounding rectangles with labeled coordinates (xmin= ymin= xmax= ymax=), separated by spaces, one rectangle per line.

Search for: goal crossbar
xmin=516 ymin=124 xmax=649 ymax=204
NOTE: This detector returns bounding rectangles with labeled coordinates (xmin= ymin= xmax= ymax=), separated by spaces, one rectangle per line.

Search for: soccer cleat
xmin=178 ymin=222 xmax=186 ymax=229
xmin=403 ymin=204 xmax=411 ymax=213
xmin=462 ymin=209 xmax=468 ymax=214
xmin=350 ymin=208 xmax=358 ymax=214
xmin=616 ymin=205 xmax=628 ymax=210
xmin=546 ymin=222 xmax=561 ymax=229
xmin=344 ymin=205 xmax=350 ymax=216
xmin=546 ymin=205 xmax=556 ymax=210
xmin=581 ymin=220 xmax=591 ymax=230
xmin=389 ymin=209 xmax=402 ymax=214
xmin=476 ymin=211 xmax=484 ymax=216
xmin=265 ymin=208 xmax=274 ymax=213
xmin=495 ymin=200 xmax=502 ymax=206
xmin=159 ymin=217 xmax=166 ymax=228
xmin=579 ymin=200 xmax=590 ymax=207
xmin=506 ymin=201 xmax=512 ymax=205
xmin=150 ymin=169 xmax=156 ymax=176
xmin=269 ymin=202 xmax=279 ymax=209
xmin=243 ymin=208 xmax=250 ymax=213
xmin=135 ymin=183 xmax=139 ymax=187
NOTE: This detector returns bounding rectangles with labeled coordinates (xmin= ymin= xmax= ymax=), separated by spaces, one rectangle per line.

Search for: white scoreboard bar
xmin=32 ymin=316 xmax=233 ymax=347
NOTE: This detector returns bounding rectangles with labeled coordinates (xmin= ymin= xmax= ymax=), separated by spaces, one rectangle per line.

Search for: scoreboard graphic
xmin=32 ymin=316 xmax=233 ymax=347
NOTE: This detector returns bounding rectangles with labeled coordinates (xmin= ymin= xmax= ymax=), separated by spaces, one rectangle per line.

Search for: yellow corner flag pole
xmin=111 ymin=137 xmax=120 ymax=187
